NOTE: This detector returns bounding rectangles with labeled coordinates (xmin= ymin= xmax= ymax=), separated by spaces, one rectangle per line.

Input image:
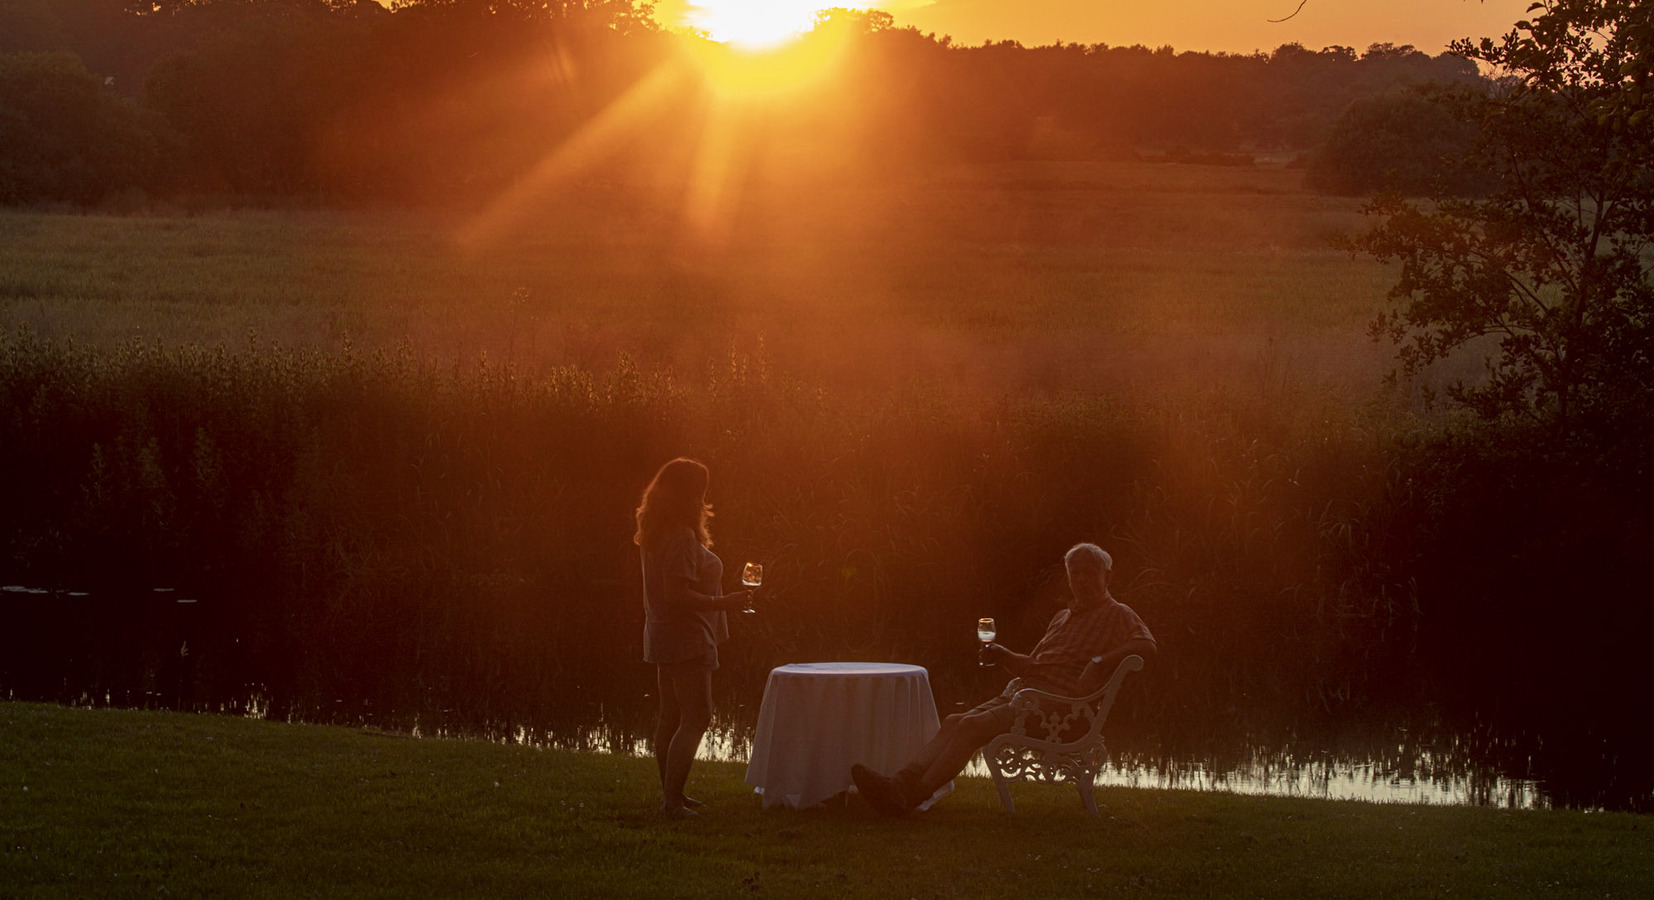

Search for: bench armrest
xmin=1004 ymin=655 xmax=1144 ymax=744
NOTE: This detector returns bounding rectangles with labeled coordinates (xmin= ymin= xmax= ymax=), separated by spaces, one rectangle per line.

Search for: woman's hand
xmin=721 ymin=589 xmax=756 ymax=613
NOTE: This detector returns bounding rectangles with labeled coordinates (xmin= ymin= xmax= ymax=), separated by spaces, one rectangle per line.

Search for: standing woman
xmin=634 ymin=457 xmax=754 ymax=819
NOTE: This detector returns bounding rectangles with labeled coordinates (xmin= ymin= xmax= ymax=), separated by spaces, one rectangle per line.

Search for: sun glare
xmin=464 ymin=2 xmax=863 ymax=249
xmin=686 ymin=0 xmax=827 ymax=50
xmin=685 ymin=31 xmax=846 ymax=96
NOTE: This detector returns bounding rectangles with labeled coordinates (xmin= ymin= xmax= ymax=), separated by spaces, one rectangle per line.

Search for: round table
xmin=744 ymin=662 xmax=950 ymax=810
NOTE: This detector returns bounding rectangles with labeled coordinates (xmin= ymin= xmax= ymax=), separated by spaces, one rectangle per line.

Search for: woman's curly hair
xmin=634 ymin=457 xmax=714 ymax=549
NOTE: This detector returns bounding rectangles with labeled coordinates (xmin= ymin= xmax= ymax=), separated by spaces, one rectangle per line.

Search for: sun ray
xmin=461 ymin=15 xmax=855 ymax=253
xmin=457 ymin=61 xmax=689 ymax=249
xmin=682 ymin=98 xmax=748 ymax=245
xmin=685 ymin=30 xmax=847 ymax=98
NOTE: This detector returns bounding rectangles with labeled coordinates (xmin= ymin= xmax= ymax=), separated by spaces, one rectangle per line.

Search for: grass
xmin=0 ymin=161 xmax=1396 ymax=398
xmin=2 ymin=702 xmax=1649 ymax=899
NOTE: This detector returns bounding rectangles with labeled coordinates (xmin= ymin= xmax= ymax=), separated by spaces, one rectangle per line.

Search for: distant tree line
xmin=0 ymin=0 xmax=1483 ymax=205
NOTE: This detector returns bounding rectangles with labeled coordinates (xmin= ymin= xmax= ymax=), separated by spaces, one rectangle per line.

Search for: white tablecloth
xmin=744 ymin=661 xmax=950 ymax=810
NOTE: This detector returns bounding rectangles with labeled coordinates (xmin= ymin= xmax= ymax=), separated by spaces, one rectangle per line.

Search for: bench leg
xmin=984 ymin=749 xmax=1016 ymax=813
xmin=993 ymin=772 xmax=1015 ymax=813
xmin=1076 ymin=776 xmax=1099 ymax=819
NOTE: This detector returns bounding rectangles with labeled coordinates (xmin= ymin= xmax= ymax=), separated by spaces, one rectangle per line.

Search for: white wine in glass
xmin=977 ymin=617 xmax=996 ymax=666
xmin=740 ymin=562 xmax=763 ymax=614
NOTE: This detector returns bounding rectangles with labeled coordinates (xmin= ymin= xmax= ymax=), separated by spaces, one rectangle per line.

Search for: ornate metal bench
xmin=983 ymin=654 xmax=1144 ymax=818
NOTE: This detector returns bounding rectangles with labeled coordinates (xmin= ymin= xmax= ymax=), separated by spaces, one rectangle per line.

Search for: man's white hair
xmin=1065 ymin=543 xmax=1112 ymax=572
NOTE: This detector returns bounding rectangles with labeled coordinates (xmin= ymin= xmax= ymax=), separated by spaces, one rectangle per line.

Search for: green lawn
xmin=2 ymin=702 xmax=1647 ymax=898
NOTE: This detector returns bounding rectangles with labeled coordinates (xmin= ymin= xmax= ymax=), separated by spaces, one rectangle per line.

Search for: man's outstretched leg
xmin=852 ymin=700 xmax=1015 ymax=816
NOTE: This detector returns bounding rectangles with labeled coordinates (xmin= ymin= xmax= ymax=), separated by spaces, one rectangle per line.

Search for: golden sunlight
xmin=462 ymin=9 xmax=862 ymax=250
xmin=684 ymin=30 xmax=848 ymax=97
xmin=684 ymin=0 xmax=828 ymax=50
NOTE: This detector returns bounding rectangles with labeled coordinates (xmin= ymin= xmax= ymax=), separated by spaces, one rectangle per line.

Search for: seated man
xmin=851 ymin=543 xmax=1156 ymax=816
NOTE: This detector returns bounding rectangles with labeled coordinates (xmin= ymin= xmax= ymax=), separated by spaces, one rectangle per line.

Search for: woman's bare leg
xmin=652 ymin=665 xmax=681 ymax=794
xmin=658 ymin=664 xmax=713 ymax=813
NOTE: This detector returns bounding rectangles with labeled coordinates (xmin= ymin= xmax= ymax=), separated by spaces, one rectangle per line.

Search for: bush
xmin=1306 ymin=89 xmax=1489 ymax=196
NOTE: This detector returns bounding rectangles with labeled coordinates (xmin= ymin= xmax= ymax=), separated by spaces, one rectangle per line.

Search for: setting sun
xmin=683 ymin=29 xmax=848 ymax=96
xmin=683 ymin=0 xmax=828 ymax=49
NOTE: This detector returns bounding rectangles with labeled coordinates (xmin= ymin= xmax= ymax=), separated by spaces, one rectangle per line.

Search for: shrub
xmin=1306 ymin=89 xmax=1489 ymax=196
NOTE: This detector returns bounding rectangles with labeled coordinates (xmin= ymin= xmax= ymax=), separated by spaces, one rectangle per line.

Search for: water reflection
xmin=697 ymin=730 xmax=1544 ymax=809
xmin=3 ymin=681 xmax=1593 ymax=811
xmin=226 ymin=700 xmax=1547 ymax=810
xmin=2 ymin=584 xmax=1643 ymax=811
xmin=1087 ymin=754 xmax=1544 ymax=809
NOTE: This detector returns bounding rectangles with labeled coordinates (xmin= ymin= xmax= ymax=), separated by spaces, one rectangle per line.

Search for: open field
xmin=1 ymin=702 xmax=1648 ymax=899
xmin=0 ymin=161 xmax=1404 ymax=400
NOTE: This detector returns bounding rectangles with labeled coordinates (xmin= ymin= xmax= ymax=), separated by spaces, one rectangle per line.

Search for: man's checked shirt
xmin=1006 ymin=596 xmax=1155 ymax=697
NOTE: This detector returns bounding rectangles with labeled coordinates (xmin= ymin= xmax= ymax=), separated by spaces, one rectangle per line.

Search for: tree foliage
xmin=1306 ymin=87 xmax=1490 ymax=196
xmin=0 ymin=51 xmax=160 ymax=203
xmin=0 ymin=0 xmax=1483 ymax=206
xmin=1350 ymin=0 xmax=1654 ymax=438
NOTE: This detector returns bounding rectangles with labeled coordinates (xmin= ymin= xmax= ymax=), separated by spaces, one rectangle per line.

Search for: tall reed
xmin=2 ymin=329 xmax=1649 ymax=807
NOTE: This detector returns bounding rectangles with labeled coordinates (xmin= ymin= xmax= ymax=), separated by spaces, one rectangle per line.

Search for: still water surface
xmin=0 ymin=585 xmax=1609 ymax=811
xmin=189 ymin=690 xmax=1550 ymax=810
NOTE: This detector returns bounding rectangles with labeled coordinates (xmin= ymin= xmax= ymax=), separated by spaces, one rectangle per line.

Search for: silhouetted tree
xmin=0 ymin=51 xmax=160 ymax=202
xmin=1350 ymin=0 xmax=1654 ymax=438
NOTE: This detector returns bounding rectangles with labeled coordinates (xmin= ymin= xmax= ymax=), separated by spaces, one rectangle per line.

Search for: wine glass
xmin=740 ymin=562 xmax=763 ymax=614
xmin=977 ymin=617 xmax=997 ymax=666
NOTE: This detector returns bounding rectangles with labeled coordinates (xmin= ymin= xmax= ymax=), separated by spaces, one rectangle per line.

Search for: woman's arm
xmin=662 ymin=575 xmax=751 ymax=613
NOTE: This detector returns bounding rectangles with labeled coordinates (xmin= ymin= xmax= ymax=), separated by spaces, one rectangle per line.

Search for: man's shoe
xmin=894 ymin=772 xmax=932 ymax=811
xmin=850 ymin=763 xmax=908 ymax=817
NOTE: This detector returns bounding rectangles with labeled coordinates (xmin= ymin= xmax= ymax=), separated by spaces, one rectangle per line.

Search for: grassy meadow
xmin=0 ymin=161 xmax=1400 ymax=397
xmin=2 ymin=702 xmax=1649 ymax=899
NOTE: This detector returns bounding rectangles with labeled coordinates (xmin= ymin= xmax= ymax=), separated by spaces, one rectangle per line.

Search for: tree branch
xmin=1268 ymin=0 xmax=1308 ymax=24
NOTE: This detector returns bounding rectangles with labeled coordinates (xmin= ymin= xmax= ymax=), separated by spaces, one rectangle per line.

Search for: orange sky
xmin=656 ymin=1 xmax=1536 ymax=55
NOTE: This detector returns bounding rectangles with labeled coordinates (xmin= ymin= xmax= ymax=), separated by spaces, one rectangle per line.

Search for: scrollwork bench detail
xmin=983 ymin=654 xmax=1144 ymax=818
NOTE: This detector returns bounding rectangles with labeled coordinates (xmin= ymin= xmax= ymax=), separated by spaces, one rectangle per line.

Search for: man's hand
xmin=1078 ymin=639 xmax=1157 ymax=693
xmin=979 ymin=642 xmax=1030 ymax=674
xmin=978 ymin=642 xmax=1008 ymax=666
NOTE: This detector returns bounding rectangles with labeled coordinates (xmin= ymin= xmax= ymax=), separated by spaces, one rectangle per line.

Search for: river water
xmin=3 ymin=585 xmax=1640 ymax=811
